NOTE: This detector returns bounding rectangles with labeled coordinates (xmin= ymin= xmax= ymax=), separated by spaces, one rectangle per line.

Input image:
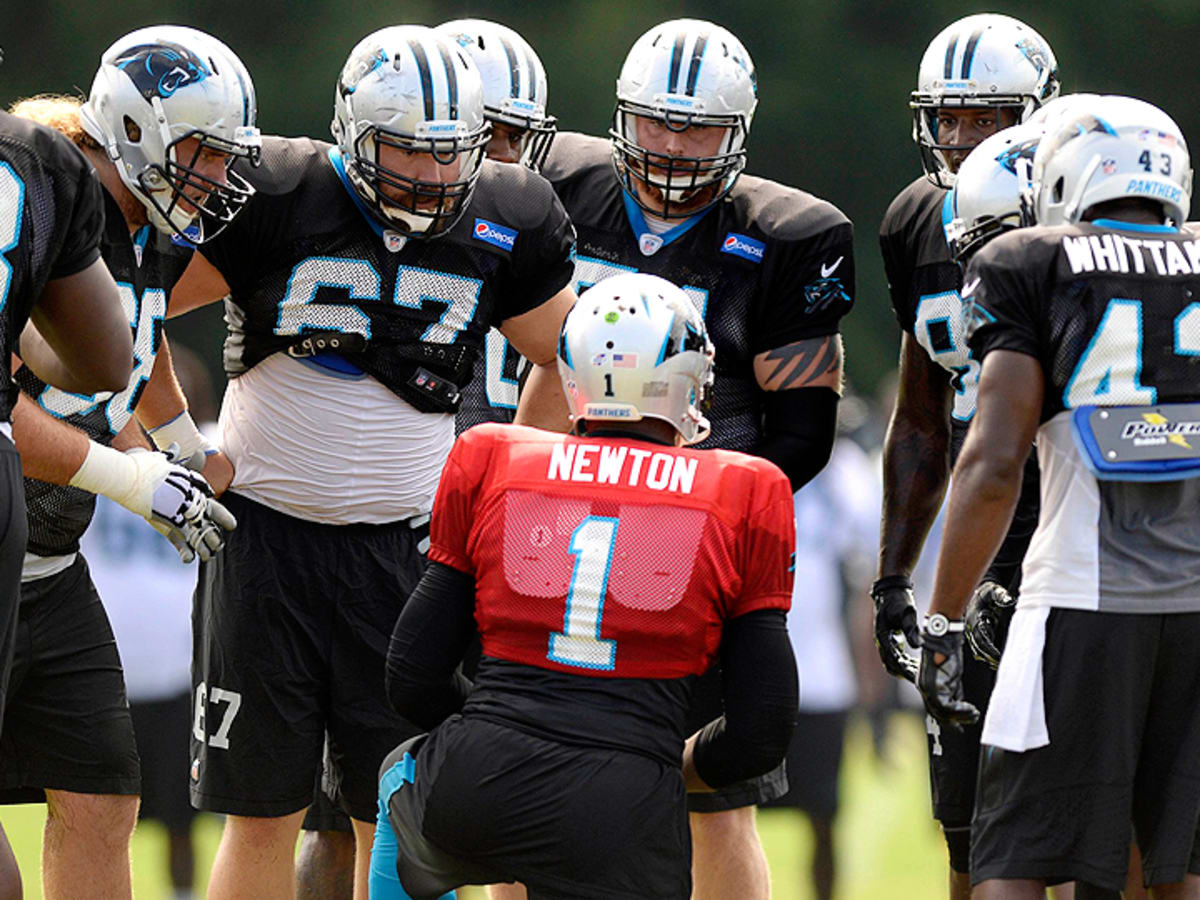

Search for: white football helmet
xmin=611 ymin=19 xmax=757 ymax=219
xmin=436 ymin=19 xmax=556 ymax=170
xmin=1033 ymin=95 xmax=1192 ymax=227
xmin=945 ymin=122 xmax=1044 ymax=261
xmin=79 ymin=25 xmax=261 ymax=244
xmin=912 ymin=14 xmax=1059 ymax=187
xmin=332 ymin=26 xmax=490 ymax=237
xmin=558 ymin=273 xmax=715 ymax=444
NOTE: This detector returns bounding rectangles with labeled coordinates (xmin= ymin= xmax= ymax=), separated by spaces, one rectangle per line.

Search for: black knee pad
xmin=941 ymin=823 xmax=971 ymax=874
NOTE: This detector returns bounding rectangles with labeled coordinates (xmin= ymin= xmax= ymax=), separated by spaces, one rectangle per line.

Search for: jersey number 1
xmin=548 ymin=516 xmax=618 ymax=670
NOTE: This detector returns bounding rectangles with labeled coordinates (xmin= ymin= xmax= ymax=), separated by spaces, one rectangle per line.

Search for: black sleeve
xmin=494 ymin=172 xmax=576 ymax=323
xmin=692 ymin=609 xmax=798 ymax=789
xmin=755 ymin=223 xmax=855 ymax=351
xmin=48 ymin=137 xmax=104 ymax=279
xmin=757 ymin=387 xmax=838 ymax=491
xmin=385 ymin=561 xmax=478 ymax=730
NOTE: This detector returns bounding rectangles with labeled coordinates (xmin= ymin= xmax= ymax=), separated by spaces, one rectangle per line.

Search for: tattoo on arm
xmin=756 ymin=335 xmax=842 ymax=392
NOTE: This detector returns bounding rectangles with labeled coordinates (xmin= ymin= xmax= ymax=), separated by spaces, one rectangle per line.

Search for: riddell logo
xmin=473 ymin=218 xmax=517 ymax=252
xmin=721 ymin=232 xmax=765 ymax=263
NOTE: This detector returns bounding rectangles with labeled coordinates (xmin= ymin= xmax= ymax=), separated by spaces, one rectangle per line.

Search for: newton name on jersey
xmin=547 ymin=442 xmax=698 ymax=494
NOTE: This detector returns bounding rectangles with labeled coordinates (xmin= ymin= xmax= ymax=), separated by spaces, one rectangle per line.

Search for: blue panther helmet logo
xmin=113 ymin=42 xmax=211 ymax=101
xmin=994 ymin=138 xmax=1040 ymax=176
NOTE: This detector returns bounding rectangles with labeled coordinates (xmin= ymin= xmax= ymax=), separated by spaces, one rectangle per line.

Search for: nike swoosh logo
xmin=820 ymin=256 xmax=843 ymax=278
xmin=961 ymin=277 xmax=981 ymax=298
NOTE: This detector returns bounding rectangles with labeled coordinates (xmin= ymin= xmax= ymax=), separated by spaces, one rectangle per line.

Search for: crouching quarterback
xmin=371 ymin=273 xmax=799 ymax=900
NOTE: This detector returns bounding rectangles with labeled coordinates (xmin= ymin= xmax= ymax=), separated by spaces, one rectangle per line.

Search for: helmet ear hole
xmin=1052 ymin=176 xmax=1064 ymax=204
xmin=123 ymin=116 xmax=142 ymax=143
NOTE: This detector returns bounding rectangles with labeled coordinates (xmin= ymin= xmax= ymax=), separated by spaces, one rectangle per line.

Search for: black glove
xmin=871 ymin=575 xmax=921 ymax=682
xmin=917 ymin=615 xmax=980 ymax=727
xmin=964 ymin=580 xmax=1016 ymax=669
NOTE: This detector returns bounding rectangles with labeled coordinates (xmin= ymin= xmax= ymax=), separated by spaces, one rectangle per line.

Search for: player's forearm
xmin=756 ymin=387 xmax=838 ymax=491
xmin=513 ymin=360 xmax=571 ymax=432
xmin=11 ymin=391 xmax=90 ymax=484
xmin=927 ymin=445 xmax=1025 ymax=620
xmin=134 ymin=337 xmax=188 ymax=431
xmin=878 ymin=405 xmax=950 ymax=578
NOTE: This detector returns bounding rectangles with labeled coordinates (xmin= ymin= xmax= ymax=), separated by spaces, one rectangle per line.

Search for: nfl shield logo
xmin=639 ymin=233 xmax=664 ymax=256
xmin=383 ymin=230 xmax=407 ymax=253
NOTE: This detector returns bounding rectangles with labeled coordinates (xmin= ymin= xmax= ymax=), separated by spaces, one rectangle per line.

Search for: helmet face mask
xmin=557 ymin=273 xmax=715 ymax=445
xmin=332 ymin=27 xmax=490 ymax=238
xmin=610 ymin=19 xmax=757 ymax=220
xmin=911 ymin=14 xmax=1059 ymax=188
xmin=436 ymin=20 xmax=557 ymax=171
xmin=79 ymin=26 xmax=262 ymax=244
xmin=1032 ymin=97 xmax=1192 ymax=228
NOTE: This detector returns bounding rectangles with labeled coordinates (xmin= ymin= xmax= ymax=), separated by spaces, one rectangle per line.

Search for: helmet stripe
xmin=407 ymin=38 xmax=436 ymax=121
xmin=667 ymin=32 xmax=686 ymax=94
xmin=435 ymin=41 xmax=459 ymax=118
xmin=498 ymin=33 xmax=521 ymax=99
xmin=523 ymin=44 xmax=539 ymax=103
xmin=942 ymin=32 xmax=959 ymax=79
xmin=959 ymin=27 xmax=985 ymax=79
xmin=683 ymin=32 xmax=708 ymax=96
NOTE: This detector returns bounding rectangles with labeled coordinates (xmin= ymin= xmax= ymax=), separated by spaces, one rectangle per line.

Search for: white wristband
xmin=147 ymin=411 xmax=215 ymax=459
xmin=67 ymin=442 xmax=145 ymax=515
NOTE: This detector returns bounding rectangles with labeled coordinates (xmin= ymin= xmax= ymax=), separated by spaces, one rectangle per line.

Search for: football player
xmin=371 ymin=273 xmax=797 ymax=899
xmin=873 ymin=14 xmax=1059 ymax=896
xmin=539 ymin=20 xmax=851 ymax=895
xmin=0 ymin=69 xmax=134 ymax=900
xmin=1 ymin=26 xmax=253 ymax=898
xmin=921 ymin=94 xmax=1200 ymax=897
xmin=436 ymin=18 xmax=557 ymax=437
xmin=165 ymin=25 xmax=578 ymax=898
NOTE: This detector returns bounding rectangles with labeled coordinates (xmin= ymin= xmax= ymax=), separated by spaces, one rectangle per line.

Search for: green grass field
xmin=0 ymin=713 xmax=946 ymax=899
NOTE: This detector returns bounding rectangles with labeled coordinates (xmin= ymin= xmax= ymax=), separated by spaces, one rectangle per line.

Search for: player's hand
xmin=125 ymin=449 xmax=238 ymax=563
xmin=964 ymin=580 xmax=1016 ymax=669
xmin=870 ymin=576 xmax=921 ymax=682
xmin=162 ymin=440 xmax=234 ymax=499
xmin=917 ymin=615 xmax=980 ymax=727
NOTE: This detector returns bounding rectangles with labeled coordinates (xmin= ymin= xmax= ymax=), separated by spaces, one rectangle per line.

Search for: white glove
xmin=69 ymin=443 xmax=237 ymax=563
xmin=147 ymin=410 xmax=217 ymax=471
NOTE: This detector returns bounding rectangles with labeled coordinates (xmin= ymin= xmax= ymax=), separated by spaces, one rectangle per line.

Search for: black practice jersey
xmin=201 ymin=138 xmax=575 ymax=414
xmin=453 ymin=329 xmax=525 ymax=434
xmin=542 ymin=132 xmax=854 ymax=455
xmin=968 ymin=221 xmax=1200 ymax=420
xmin=881 ymin=174 xmax=1038 ymax=589
xmin=16 ymin=189 xmax=191 ymax=557
xmin=0 ymin=112 xmax=105 ymax=421
xmin=967 ymin=221 xmax=1200 ymax=613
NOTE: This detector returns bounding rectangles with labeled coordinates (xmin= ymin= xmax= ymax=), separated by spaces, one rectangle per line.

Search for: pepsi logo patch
xmin=720 ymin=232 xmax=765 ymax=263
xmin=473 ymin=218 xmax=518 ymax=252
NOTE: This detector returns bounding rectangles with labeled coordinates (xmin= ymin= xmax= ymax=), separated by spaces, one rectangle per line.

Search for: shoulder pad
xmin=541 ymin=131 xmax=612 ymax=186
xmin=233 ymin=136 xmax=333 ymax=196
xmin=729 ymin=175 xmax=850 ymax=243
xmin=465 ymin=160 xmax=561 ymax=232
xmin=882 ymin=176 xmax=946 ymax=234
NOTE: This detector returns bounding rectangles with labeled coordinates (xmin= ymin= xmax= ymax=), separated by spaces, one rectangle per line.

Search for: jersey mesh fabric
xmin=0 ymin=113 xmax=105 ymax=420
xmin=201 ymin=139 xmax=574 ymax=415
xmin=429 ymin=423 xmax=795 ymax=681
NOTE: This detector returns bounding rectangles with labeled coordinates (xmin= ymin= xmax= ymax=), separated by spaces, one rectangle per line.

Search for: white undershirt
xmin=641 ymin=213 xmax=674 ymax=235
xmin=219 ymin=353 xmax=452 ymax=524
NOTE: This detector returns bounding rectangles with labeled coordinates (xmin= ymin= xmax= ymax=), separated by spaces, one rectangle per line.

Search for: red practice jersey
xmin=429 ymin=424 xmax=795 ymax=679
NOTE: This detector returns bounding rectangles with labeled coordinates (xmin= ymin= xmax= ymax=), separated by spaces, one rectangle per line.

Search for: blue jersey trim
xmin=621 ymin=191 xmax=706 ymax=248
xmin=327 ymin=148 xmax=386 ymax=238
xmin=1090 ymin=217 xmax=1178 ymax=234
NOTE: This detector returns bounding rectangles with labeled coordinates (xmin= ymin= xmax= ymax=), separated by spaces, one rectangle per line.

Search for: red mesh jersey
xmin=430 ymin=424 xmax=795 ymax=678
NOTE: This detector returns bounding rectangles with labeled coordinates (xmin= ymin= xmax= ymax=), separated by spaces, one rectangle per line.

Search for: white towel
xmin=981 ymin=606 xmax=1052 ymax=752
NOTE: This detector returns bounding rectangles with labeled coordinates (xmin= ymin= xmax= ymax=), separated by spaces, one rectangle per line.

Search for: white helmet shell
xmin=558 ymin=273 xmax=715 ymax=445
xmin=331 ymin=25 xmax=489 ymax=236
xmin=611 ymin=19 xmax=757 ymax=218
xmin=436 ymin=19 xmax=556 ymax=169
xmin=946 ymin=122 xmax=1044 ymax=260
xmin=1034 ymin=95 xmax=1191 ymax=227
xmin=912 ymin=14 xmax=1059 ymax=187
xmin=79 ymin=25 xmax=261 ymax=243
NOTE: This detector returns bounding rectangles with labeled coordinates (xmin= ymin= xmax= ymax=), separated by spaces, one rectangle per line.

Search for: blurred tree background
xmin=5 ymin=0 xmax=1200 ymax=396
